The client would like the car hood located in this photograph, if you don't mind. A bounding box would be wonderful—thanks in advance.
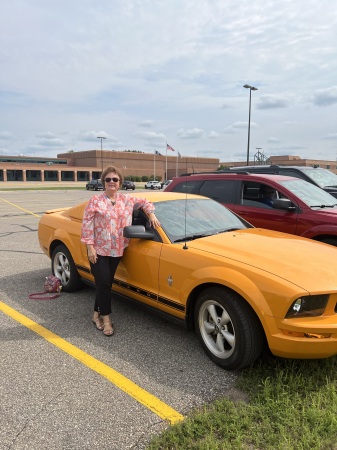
[187,228,337,292]
[309,206,337,217]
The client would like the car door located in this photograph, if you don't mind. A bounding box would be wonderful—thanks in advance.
[115,236,161,308]
[156,244,191,320]
[232,181,299,235]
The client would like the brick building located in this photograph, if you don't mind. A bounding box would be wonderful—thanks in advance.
[0,150,219,183]
[1,150,337,183]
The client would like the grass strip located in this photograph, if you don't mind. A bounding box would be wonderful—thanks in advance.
[147,354,337,450]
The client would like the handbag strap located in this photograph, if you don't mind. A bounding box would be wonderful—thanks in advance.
[28,291,61,300]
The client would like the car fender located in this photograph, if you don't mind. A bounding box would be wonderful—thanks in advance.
[183,265,274,322]
[49,228,84,262]
[300,223,337,240]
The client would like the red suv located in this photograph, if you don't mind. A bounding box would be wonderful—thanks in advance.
[165,172,337,246]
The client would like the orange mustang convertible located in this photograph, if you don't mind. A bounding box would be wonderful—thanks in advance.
[38,192,337,370]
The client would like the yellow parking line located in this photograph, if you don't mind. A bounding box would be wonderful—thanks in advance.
[0,197,41,217]
[0,301,184,425]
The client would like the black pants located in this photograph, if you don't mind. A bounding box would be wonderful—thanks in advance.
[90,255,122,316]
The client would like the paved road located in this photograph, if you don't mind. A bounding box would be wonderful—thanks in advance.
[0,188,237,450]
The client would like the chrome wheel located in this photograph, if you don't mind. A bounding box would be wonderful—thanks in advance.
[53,250,71,286]
[198,299,235,359]
[51,244,82,292]
[195,287,264,370]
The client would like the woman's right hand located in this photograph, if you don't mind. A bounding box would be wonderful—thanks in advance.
[87,245,98,264]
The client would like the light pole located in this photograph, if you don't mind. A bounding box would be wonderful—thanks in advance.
[243,84,258,166]
[97,136,106,174]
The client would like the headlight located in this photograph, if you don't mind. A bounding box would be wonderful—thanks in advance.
[286,295,329,318]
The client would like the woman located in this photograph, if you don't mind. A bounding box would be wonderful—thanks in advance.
[81,166,161,336]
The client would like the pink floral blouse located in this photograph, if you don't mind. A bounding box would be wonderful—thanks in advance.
[81,192,155,257]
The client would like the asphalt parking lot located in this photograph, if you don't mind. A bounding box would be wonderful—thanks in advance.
[0,186,237,450]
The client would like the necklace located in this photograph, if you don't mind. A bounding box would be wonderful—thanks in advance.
[107,194,116,206]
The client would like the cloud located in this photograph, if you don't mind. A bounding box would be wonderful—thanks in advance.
[135,130,166,140]
[36,131,58,139]
[177,128,205,139]
[134,130,167,148]
[0,131,13,140]
[267,137,282,143]
[256,95,290,109]
[1,0,337,162]
[73,130,121,147]
[36,138,65,147]
[79,131,109,142]
[324,133,337,140]
[313,86,337,106]
[138,120,154,128]
[224,121,258,134]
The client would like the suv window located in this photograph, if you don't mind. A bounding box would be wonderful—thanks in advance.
[169,179,202,194]
[199,179,237,203]
[241,181,284,208]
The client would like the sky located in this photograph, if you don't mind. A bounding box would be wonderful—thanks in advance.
[1,0,337,163]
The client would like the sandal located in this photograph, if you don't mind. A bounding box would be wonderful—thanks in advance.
[102,319,114,336]
[92,314,104,331]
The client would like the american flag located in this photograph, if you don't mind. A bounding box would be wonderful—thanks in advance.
[166,144,175,152]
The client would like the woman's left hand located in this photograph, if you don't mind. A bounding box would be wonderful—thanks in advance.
[149,213,161,229]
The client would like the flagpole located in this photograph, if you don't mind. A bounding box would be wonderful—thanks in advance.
[176,152,178,177]
[154,149,156,181]
[165,143,167,181]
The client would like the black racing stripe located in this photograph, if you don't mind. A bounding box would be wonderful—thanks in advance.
[158,296,185,312]
[76,264,91,274]
[113,279,185,312]
[114,279,157,301]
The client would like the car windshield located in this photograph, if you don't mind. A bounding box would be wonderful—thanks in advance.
[303,168,337,188]
[279,178,337,207]
[154,198,248,242]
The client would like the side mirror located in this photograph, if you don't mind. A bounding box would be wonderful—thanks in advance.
[273,198,296,211]
[123,225,154,240]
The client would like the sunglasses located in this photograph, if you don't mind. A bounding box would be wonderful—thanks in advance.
[105,177,119,183]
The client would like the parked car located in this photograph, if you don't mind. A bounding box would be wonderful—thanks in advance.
[38,191,337,370]
[162,179,172,190]
[145,180,161,189]
[86,179,103,191]
[230,165,337,198]
[122,180,136,190]
[165,172,337,246]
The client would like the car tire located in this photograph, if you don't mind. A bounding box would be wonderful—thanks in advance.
[86,186,89,190]
[194,286,264,370]
[51,244,83,292]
